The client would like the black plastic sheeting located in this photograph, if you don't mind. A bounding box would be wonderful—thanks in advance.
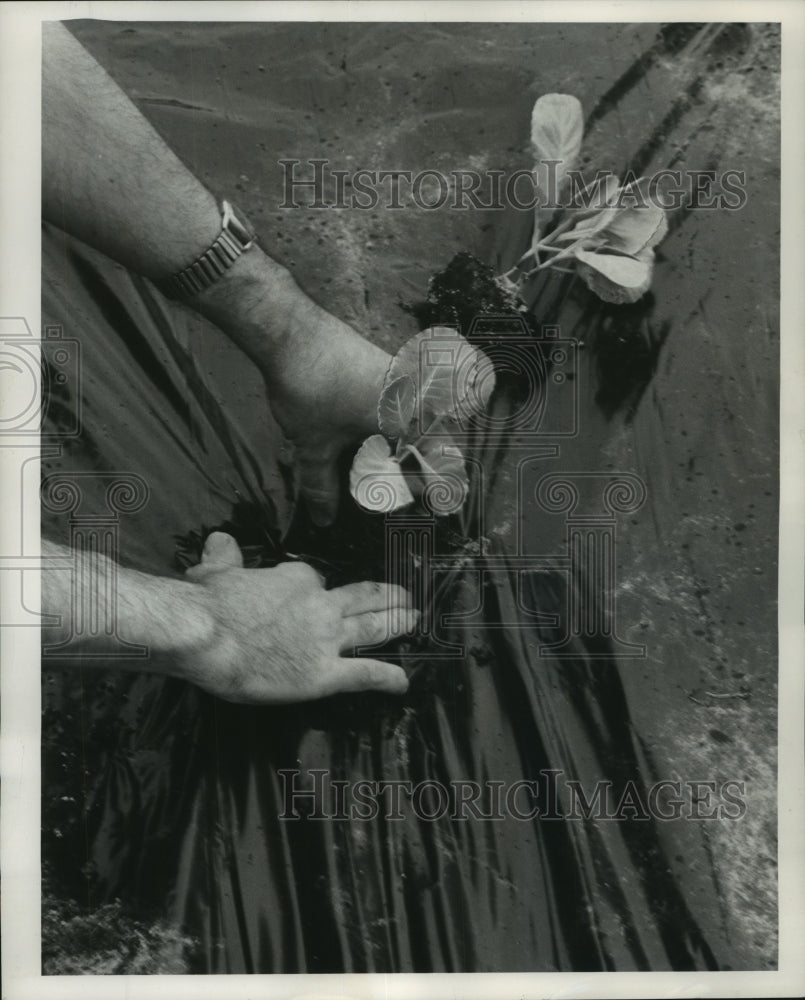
[41,223,716,974]
[41,20,779,974]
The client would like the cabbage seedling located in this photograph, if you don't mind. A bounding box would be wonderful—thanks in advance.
[350,327,496,515]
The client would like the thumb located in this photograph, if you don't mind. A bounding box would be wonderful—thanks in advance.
[186,531,244,580]
[201,531,244,568]
[298,454,340,527]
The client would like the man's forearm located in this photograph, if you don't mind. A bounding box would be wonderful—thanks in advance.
[41,539,210,673]
[43,22,392,526]
[41,22,308,370]
[42,23,223,278]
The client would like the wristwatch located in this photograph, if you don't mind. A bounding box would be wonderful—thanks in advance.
[163,200,258,299]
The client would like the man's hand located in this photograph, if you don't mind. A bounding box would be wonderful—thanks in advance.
[266,313,391,528]
[193,256,392,527]
[42,535,417,703]
[180,533,415,703]
[180,532,417,704]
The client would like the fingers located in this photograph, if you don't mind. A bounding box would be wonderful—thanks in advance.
[322,658,409,697]
[332,580,412,616]
[334,581,418,651]
[339,607,420,653]
[185,531,243,580]
[297,453,340,528]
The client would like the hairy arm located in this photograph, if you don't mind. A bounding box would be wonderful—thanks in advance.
[41,26,414,701]
[42,535,414,702]
[42,22,391,523]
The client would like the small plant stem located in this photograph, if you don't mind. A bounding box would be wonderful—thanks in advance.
[527,237,591,275]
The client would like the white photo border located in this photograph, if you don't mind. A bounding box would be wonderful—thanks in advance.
[1,2,802,998]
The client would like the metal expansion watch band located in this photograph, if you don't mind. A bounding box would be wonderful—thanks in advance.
[163,200,257,298]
